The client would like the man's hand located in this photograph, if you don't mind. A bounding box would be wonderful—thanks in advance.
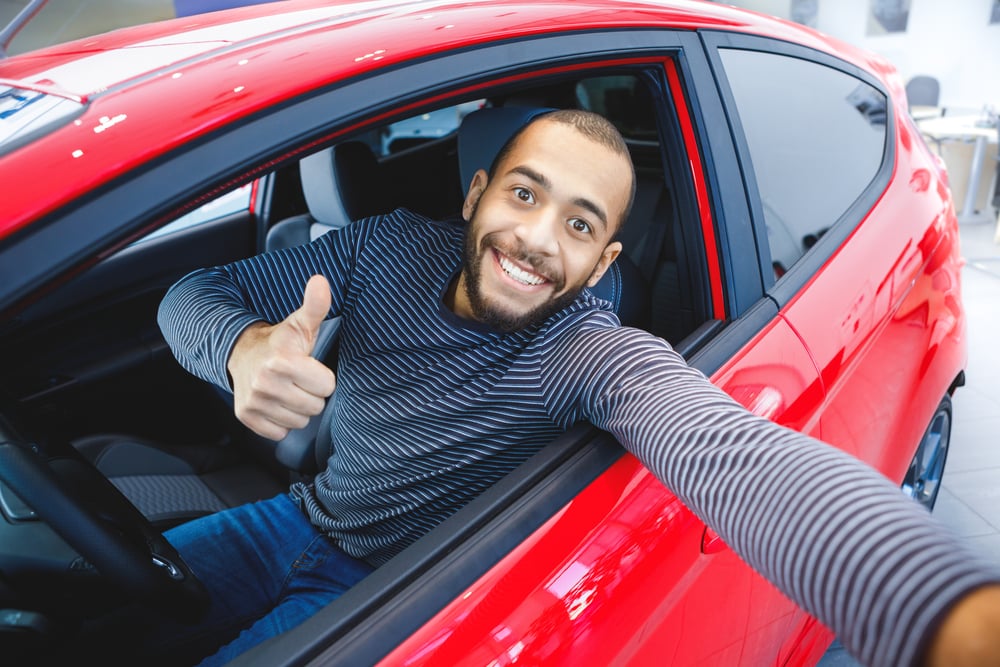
[925,584,1000,666]
[227,274,337,440]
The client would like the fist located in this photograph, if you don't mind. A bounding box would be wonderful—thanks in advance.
[227,275,337,440]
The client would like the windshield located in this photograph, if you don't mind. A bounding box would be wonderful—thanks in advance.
[0,83,85,156]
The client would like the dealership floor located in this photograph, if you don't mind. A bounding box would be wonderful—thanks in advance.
[820,216,1000,666]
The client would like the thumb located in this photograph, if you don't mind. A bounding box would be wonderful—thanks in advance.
[286,274,331,349]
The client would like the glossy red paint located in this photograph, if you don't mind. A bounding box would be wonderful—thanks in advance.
[780,89,964,481]
[0,0,880,240]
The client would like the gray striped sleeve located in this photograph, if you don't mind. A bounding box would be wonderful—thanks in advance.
[543,323,1000,667]
[156,218,371,390]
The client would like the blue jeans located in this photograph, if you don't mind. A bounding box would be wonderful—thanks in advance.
[154,493,373,666]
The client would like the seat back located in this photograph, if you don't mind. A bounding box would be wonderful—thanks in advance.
[264,142,385,472]
[456,106,648,326]
[266,140,383,251]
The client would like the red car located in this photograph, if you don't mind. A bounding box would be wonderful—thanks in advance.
[0,1,962,665]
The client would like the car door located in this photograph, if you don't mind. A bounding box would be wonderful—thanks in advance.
[0,20,831,667]
[0,185,263,448]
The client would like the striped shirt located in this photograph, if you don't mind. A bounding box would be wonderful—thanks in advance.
[159,208,999,666]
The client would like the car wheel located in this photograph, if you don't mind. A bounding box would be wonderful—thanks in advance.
[901,394,952,511]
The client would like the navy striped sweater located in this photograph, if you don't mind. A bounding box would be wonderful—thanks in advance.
[159,209,999,666]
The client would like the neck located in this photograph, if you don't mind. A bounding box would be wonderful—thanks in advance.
[445,271,475,320]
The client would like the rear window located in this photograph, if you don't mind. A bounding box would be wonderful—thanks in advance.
[717,49,887,276]
[0,84,85,156]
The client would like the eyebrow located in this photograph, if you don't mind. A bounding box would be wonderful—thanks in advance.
[507,165,609,232]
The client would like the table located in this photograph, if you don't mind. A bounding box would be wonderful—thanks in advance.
[917,114,998,223]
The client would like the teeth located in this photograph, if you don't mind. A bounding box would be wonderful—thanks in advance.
[499,255,545,285]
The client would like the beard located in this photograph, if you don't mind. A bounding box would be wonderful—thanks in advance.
[460,207,592,333]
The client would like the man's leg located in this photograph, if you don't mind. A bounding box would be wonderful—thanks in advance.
[138,493,372,665]
[193,522,373,667]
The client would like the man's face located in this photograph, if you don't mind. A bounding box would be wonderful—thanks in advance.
[455,119,630,332]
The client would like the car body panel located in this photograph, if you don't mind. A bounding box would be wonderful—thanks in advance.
[780,89,965,481]
[0,0,884,239]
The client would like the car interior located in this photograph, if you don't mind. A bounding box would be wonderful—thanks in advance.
[0,67,722,661]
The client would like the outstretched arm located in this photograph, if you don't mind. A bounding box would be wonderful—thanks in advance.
[543,323,1000,667]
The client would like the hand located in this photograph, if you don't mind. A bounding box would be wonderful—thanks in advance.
[924,584,1000,666]
[227,274,337,440]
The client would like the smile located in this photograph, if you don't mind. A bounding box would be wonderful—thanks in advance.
[494,250,549,287]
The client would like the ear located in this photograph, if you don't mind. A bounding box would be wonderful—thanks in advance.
[462,169,488,221]
[586,241,623,287]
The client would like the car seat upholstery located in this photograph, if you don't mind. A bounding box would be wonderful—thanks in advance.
[77,106,652,529]
[266,140,384,251]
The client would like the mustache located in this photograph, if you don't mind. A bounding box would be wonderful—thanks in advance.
[480,232,564,287]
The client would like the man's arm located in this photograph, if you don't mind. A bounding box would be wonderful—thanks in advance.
[158,223,368,436]
[542,323,1000,667]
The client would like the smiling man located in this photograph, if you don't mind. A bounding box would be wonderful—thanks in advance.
[155,108,1000,667]
[451,114,628,332]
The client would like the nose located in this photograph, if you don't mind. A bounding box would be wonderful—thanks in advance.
[512,208,559,257]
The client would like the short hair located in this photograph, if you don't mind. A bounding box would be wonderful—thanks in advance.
[489,109,637,232]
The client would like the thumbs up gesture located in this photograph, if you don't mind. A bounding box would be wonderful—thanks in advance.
[227,274,337,440]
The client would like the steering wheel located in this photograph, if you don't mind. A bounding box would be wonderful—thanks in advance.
[0,434,209,620]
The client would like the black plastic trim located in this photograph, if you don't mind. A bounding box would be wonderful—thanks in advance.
[673,32,763,318]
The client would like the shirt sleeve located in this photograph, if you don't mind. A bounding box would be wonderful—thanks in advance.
[541,322,1000,667]
[156,219,372,391]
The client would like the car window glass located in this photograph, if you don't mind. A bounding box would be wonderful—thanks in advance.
[375,100,485,155]
[717,49,887,277]
[575,75,658,142]
[134,183,253,245]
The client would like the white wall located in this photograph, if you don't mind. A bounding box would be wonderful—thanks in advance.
[726,0,1000,112]
[816,0,1000,112]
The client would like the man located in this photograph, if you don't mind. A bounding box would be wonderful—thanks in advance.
[158,108,1000,666]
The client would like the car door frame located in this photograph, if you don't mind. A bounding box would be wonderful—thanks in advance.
[1,26,781,667]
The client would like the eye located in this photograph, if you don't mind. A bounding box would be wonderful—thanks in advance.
[513,186,534,204]
[568,218,592,235]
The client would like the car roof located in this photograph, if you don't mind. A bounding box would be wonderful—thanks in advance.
[0,0,887,240]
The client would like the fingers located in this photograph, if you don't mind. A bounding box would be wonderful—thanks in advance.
[284,274,332,354]
[234,353,336,440]
[239,395,324,441]
[228,274,337,439]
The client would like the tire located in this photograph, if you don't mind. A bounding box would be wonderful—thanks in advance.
[901,394,952,511]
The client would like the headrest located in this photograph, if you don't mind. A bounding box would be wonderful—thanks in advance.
[300,140,380,229]
[458,106,555,196]
[587,255,648,329]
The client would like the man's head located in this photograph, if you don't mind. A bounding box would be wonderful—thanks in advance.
[453,109,636,333]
